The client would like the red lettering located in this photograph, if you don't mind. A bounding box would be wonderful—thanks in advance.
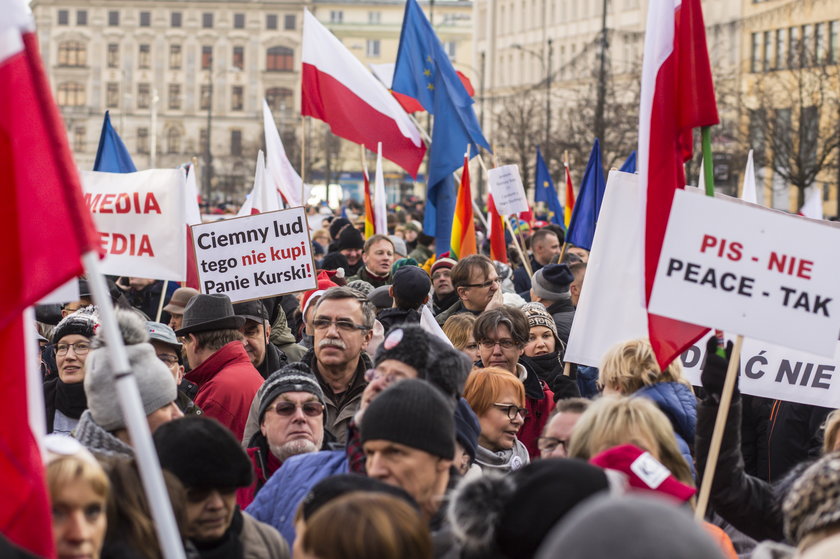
[144,193,162,214]
[768,251,786,273]
[99,193,116,213]
[137,234,154,256]
[700,234,716,254]
[115,193,131,213]
[728,242,743,262]
[111,233,127,254]
[798,259,813,280]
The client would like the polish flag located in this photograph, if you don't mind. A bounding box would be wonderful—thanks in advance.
[639,0,719,369]
[263,100,304,207]
[238,150,283,216]
[302,9,426,177]
[487,194,508,264]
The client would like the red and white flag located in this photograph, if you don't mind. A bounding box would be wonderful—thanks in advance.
[263,99,304,207]
[0,1,100,554]
[639,0,719,369]
[301,9,426,177]
[238,150,283,216]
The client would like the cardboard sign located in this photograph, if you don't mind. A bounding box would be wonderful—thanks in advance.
[680,333,840,409]
[82,169,187,281]
[191,207,317,302]
[488,165,528,215]
[649,189,840,357]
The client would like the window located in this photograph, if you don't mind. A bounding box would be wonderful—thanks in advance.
[234,13,245,29]
[267,14,278,30]
[368,11,381,24]
[140,11,151,27]
[802,24,813,66]
[366,40,380,58]
[445,41,457,59]
[57,82,85,106]
[265,87,292,111]
[167,128,181,153]
[76,10,87,25]
[108,10,119,26]
[775,29,786,70]
[171,12,182,27]
[230,130,242,156]
[106,83,119,108]
[231,86,244,110]
[830,21,839,64]
[330,11,343,24]
[815,22,826,64]
[284,14,296,30]
[107,43,119,68]
[169,45,182,69]
[232,46,244,70]
[138,44,150,69]
[789,26,800,68]
[58,41,86,67]
[202,12,213,28]
[137,83,150,108]
[137,128,149,154]
[750,32,760,72]
[200,85,211,110]
[201,46,213,70]
[73,127,85,153]
[168,84,181,110]
[763,31,772,71]
[266,46,293,71]
[57,10,69,25]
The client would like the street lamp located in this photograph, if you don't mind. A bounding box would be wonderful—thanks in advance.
[512,41,552,161]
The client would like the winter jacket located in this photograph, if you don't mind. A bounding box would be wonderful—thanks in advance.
[767,400,831,481]
[73,410,134,459]
[255,341,287,380]
[347,267,391,288]
[545,298,576,346]
[695,397,784,542]
[246,450,349,546]
[123,280,178,323]
[185,341,264,441]
[512,256,542,294]
[432,291,459,316]
[240,511,289,559]
[522,352,581,402]
[236,434,284,509]
[377,307,421,334]
[634,382,697,477]
[269,306,306,363]
[435,300,481,326]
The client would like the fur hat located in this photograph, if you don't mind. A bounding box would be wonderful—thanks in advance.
[84,310,177,431]
[531,263,574,300]
[154,415,253,489]
[784,452,840,545]
[257,362,325,424]
[52,306,100,344]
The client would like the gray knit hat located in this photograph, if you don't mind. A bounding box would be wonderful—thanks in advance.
[521,302,560,343]
[531,263,574,300]
[257,362,326,423]
[84,310,177,431]
[783,452,840,545]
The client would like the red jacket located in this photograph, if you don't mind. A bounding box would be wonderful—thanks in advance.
[237,445,283,509]
[185,341,264,441]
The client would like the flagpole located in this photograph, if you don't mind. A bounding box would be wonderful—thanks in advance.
[155,280,168,322]
[82,252,186,559]
[701,126,714,196]
[300,116,307,206]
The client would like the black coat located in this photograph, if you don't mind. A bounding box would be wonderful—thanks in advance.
[256,341,288,380]
[546,299,575,346]
[520,353,580,402]
[767,400,831,481]
[377,307,421,334]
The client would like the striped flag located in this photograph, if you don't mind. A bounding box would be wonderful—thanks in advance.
[488,194,508,263]
[362,158,375,238]
[563,161,575,229]
[450,155,476,260]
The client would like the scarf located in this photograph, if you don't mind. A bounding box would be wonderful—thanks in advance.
[475,438,530,474]
[192,507,244,559]
[55,379,87,419]
[73,410,134,459]
[528,351,563,382]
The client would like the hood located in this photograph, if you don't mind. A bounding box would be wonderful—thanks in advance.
[634,382,697,443]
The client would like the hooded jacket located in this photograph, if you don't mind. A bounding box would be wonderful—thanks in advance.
[634,382,697,478]
[377,307,422,334]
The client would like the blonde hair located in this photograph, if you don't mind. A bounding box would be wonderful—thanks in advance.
[442,313,477,351]
[599,338,690,395]
[823,410,840,454]
[47,455,110,502]
[567,396,694,486]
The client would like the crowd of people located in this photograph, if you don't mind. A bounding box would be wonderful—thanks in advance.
[22,204,840,559]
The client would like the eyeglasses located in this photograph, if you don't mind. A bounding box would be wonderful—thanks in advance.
[493,403,529,420]
[479,339,518,350]
[312,318,370,332]
[364,368,409,384]
[537,436,567,454]
[54,342,91,356]
[462,277,501,289]
[157,354,179,366]
[270,401,325,417]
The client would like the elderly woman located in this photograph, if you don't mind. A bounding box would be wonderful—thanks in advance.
[463,367,530,474]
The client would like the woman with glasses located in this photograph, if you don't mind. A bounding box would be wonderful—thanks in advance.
[43,307,100,435]
[463,367,530,474]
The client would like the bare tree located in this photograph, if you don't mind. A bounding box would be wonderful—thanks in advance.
[492,92,544,187]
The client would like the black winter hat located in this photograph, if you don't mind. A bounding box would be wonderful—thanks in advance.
[52,307,100,343]
[426,334,472,398]
[300,474,418,521]
[320,252,349,273]
[257,362,325,423]
[336,226,364,251]
[233,300,269,324]
[531,263,575,299]
[391,266,431,310]
[375,325,431,376]
[454,398,480,463]
[328,217,351,241]
[361,379,455,460]
[153,416,253,489]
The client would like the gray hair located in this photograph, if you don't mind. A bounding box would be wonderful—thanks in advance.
[314,286,376,329]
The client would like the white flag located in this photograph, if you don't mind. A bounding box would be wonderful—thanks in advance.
[741,149,757,204]
[800,185,824,220]
[238,150,282,216]
[263,99,303,207]
[374,143,388,235]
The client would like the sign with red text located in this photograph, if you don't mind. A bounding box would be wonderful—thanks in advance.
[191,207,316,302]
[488,165,529,215]
[649,189,840,357]
[81,169,187,281]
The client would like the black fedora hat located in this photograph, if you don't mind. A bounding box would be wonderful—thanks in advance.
[175,294,245,336]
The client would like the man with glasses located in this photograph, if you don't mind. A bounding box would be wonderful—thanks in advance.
[146,321,202,415]
[238,363,326,508]
[436,254,501,325]
[538,398,590,459]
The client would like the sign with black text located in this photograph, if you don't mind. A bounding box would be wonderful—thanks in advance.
[488,165,528,215]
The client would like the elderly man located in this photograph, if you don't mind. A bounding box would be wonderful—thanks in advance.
[538,398,590,459]
[146,321,201,415]
[347,234,395,288]
[238,363,326,508]
[163,286,199,331]
[513,228,563,293]
[154,416,289,559]
[430,258,458,316]
[176,293,264,440]
[435,254,501,325]
[233,300,287,379]
[529,263,577,346]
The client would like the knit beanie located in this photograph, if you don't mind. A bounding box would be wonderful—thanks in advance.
[84,310,177,431]
[430,258,457,277]
[257,362,325,423]
[361,379,455,460]
[346,280,375,298]
[531,263,574,300]
[328,217,351,240]
[783,452,840,545]
[375,326,431,376]
[454,398,480,462]
[391,266,431,310]
[337,226,364,251]
[320,252,350,274]
[153,415,253,489]
[521,302,560,342]
[388,235,408,257]
[425,333,472,398]
[52,306,100,343]
[391,257,420,276]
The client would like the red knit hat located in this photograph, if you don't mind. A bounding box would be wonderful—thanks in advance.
[589,444,696,503]
[300,271,339,321]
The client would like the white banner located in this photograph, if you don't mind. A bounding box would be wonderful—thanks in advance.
[650,189,840,357]
[191,207,317,302]
[488,165,528,215]
[82,169,187,281]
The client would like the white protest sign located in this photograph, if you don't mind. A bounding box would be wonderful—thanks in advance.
[680,333,840,409]
[191,207,317,302]
[82,169,187,281]
[39,278,80,305]
[488,165,529,215]
[649,189,840,357]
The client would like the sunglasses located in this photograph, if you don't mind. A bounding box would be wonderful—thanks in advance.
[269,401,325,417]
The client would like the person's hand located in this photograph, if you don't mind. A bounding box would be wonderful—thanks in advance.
[484,285,505,311]
[701,336,738,403]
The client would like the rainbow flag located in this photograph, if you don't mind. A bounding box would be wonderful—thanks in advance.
[564,161,575,229]
[363,166,375,238]
[450,155,477,260]
[488,194,508,263]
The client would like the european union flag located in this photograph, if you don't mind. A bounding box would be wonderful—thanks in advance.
[620,151,637,173]
[566,139,606,251]
[533,147,564,228]
[93,111,137,172]
[393,0,490,255]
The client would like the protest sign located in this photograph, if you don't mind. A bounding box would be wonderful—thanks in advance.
[649,189,840,357]
[488,165,528,215]
[38,278,80,305]
[191,207,316,302]
[82,169,187,281]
